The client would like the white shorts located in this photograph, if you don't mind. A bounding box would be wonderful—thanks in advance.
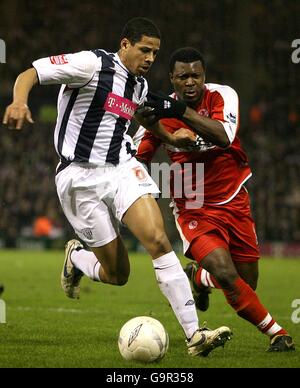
[55,157,159,247]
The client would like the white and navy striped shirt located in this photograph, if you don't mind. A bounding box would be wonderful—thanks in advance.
[32,49,148,169]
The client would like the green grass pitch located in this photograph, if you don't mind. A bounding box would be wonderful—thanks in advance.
[0,250,299,368]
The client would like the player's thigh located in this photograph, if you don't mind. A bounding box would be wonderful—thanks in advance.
[122,195,172,257]
[227,189,260,267]
[199,246,238,277]
[234,261,259,290]
[56,169,122,250]
[188,229,238,285]
[112,158,168,257]
[113,157,160,223]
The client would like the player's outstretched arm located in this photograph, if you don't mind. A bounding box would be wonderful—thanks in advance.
[135,108,195,148]
[2,68,38,130]
[181,108,230,148]
[144,91,231,148]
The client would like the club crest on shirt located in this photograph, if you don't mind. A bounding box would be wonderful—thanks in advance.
[197,108,209,117]
[80,228,93,241]
[49,55,69,65]
[188,220,198,230]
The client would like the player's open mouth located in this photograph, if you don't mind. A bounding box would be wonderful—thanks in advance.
[184,90,197,97]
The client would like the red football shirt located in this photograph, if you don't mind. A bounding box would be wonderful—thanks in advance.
[137,83,252,208]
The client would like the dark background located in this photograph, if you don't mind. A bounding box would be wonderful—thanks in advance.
[0,0,299,248]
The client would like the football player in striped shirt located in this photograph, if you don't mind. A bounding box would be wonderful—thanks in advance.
[2,19,232,356]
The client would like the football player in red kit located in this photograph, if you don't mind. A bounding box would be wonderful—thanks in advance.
[136,47,295,352]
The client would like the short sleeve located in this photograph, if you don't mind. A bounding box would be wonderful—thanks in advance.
[210,86,239,144]
[32,50,98,88]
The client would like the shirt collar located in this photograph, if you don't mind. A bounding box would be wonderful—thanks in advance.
[113,52,143,82]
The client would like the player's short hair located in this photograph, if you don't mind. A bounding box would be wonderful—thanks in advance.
[121,17,161,45]
[169,47,206,73]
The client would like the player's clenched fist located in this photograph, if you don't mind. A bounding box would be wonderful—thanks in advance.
[2,102,34,130]
[172,127,196,148]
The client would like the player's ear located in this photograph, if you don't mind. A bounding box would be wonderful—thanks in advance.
[169,72,174,84]
[120,38,131,51]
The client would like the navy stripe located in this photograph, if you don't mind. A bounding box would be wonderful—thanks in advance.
[74,52,115,162]
[92,49,114,59]
[92,49,103,58]
[57,87,79,159]
[105,74,136,165]
[56,160,71,175]
[137,77,145,100]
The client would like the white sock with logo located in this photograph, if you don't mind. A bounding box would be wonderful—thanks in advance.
[71,249,101,281]
[153,251,199,339]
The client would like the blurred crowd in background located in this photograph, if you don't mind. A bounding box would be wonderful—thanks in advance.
[0,0,299,248]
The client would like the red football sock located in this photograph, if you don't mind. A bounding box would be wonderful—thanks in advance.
[223,277,288,337]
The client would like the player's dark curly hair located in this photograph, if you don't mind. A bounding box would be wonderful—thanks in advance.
[169,47,206,73]
[121,17,161,44]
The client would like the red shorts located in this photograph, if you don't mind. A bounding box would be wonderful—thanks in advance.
[174,187,260,263]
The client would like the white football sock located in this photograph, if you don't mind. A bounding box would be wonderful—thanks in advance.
[71,249,101,282]
[153,251,199,339]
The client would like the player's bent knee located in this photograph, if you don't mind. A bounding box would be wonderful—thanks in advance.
[247,278,258,290]
[237,268,258,290]
[214,268,238,288]
[146,231,171,257]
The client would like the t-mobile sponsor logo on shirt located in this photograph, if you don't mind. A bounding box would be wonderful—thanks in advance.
[104,92,137,120]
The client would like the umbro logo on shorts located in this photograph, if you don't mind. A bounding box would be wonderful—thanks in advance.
[81,228,93,240]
